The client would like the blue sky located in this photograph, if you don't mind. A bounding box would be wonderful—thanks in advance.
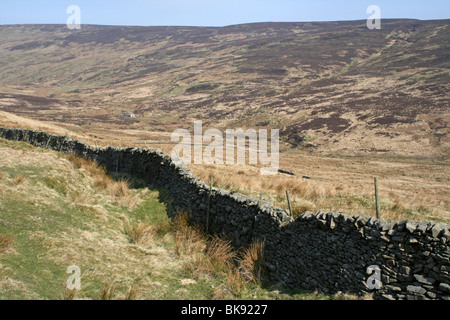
[0,0,449,26]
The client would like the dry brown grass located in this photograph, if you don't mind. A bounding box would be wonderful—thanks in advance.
[173,212,269,296]
[108,179,140,208]
[189,151,450,224]
[93,174,113,190]
[173,213,235,281]
[66,153,141,208]
[222,241,267,295]
[237,240,266,285]
[109,179,129,198]
[12,174,26,186]
[205,236,235,273]
[173,213,206,257]
[71,191,94,209]
[66,153,107,178]
[99,282,117,300]
[61,286,78,300]
[0,235,13,254]
[127,223,156,245]
[124,281,142,300]
[225,268,244,296]
[185,235,236,278]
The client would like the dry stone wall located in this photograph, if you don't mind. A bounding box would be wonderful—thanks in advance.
[1,127,449,300]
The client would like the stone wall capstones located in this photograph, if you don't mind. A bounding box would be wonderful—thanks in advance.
[0,126,448,300]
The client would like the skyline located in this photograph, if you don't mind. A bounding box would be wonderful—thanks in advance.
[0,1,449,27]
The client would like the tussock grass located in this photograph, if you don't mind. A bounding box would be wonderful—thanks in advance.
[166,212,365,299]
[109,179,129,198]
[225,268,244,296]
[93,174,113,190]
[173,213,206,257]
[61,286,78,300]
[108,179,140,208]
[0,235,13,254]
[99,282,117,300]
[12,173,26,186]
[131,224,155,245]
[65,153,106,177]
[205,236,235,274]
[71,191,94,209]
[173,213,270,297]
[124,281,142,300]
[237,240,266,285]
[123,219,156,245]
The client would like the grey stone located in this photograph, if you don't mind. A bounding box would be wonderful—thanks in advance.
[416,222,429,234]
[431,223,446,237]
[356,216,370,227]
[441,266,450,273]
[414,274,436,285]
[265,263,276,271]
[405,221,417,234]
[407,294,428,300]
[438,282,450,293]
[399,266,411,275]
[443,228,450,238]
[426,291,437,299]
[406,285,426,295]
[382,222,396,232]
[385,285,402,292]
[407,237,419,244]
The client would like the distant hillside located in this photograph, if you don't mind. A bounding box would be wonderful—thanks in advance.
[0,20,449,156]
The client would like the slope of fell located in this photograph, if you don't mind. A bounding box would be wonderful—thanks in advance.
[0,20,448,156]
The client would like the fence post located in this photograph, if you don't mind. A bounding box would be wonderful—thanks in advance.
[286,190,293,217]
[59,136,66,152]
[45,136,51,149]
[374,177,380,219]
[257,192,263,208]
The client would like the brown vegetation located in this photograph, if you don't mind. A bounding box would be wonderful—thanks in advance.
[173,212,269,294]
[12,174,26,186]
[0,235,13,254]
